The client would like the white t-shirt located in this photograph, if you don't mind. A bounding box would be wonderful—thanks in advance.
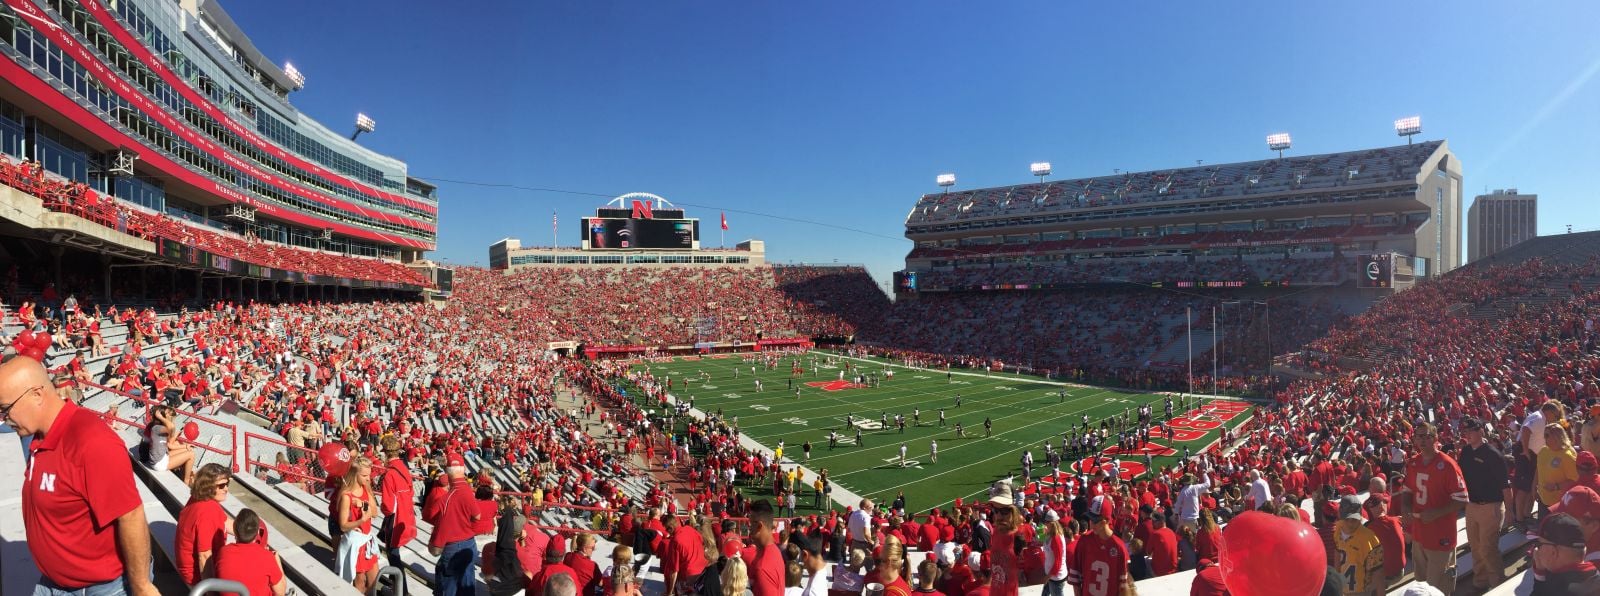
[1177,479,1210,521]
[1522,410,1547,455]
[847,509,873,543]
[1248,477,1272,508]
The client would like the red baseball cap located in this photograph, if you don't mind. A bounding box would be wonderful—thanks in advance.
[720,536,744,559]
[1577,451,1598,472]
[446,452,466,468]
[1552,486,1600,521]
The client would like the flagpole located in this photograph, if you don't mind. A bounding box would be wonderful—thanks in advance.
[1186,307,1193,396]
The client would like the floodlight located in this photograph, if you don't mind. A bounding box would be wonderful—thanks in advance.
[283,62,305,88]
[1266,132,1292,159]
[1030,162,1052,177]
[351,113,376,141]
[1395,116,1421,144]
[936,173,956,187]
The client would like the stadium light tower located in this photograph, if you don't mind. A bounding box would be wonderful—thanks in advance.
[351,113,376,141]
[936,173,956,194]
[1030,162,1052,184]
[1266,133,1292,160]
[282,62,305,90]
[1394,116,1422,145]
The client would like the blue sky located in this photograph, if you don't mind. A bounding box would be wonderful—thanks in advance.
[227,0,1600,289]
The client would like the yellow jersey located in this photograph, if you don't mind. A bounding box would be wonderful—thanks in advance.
[1334,525,1384,594]
[1536,446,1578,507]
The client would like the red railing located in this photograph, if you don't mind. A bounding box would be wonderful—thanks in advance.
[241,431,330,494]
[80,380,239,472]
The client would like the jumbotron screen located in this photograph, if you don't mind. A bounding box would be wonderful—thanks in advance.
[583,217,699,249]
[1358,253,1393,288]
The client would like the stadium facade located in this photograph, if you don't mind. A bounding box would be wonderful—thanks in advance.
[0,0,436,267]
[899,141,1463,291]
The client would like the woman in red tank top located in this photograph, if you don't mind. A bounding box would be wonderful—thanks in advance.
[337,457,381,591]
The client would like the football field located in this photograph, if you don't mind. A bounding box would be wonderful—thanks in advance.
[626,350,1256,514]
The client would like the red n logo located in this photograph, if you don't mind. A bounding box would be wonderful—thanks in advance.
[805,381,863,392]
[631,200,654,219]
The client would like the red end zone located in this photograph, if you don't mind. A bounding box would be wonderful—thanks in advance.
[1018,399,1253,487]
[805,380,867,391]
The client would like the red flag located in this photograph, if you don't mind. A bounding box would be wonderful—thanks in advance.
[720,212,728,231]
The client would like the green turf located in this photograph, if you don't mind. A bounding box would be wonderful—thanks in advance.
[625,350,1254,514]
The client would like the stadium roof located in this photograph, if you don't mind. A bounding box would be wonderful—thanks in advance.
[908,140,1444,225]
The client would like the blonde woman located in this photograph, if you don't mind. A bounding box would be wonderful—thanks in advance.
[721,556,749,596]
[1536,424,1579,509]
[335,458,381,591]
[873,534,911,596]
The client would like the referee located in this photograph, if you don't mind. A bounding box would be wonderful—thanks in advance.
[3,357,158,595]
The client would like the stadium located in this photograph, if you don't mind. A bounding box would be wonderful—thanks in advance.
[0,2,1595,596]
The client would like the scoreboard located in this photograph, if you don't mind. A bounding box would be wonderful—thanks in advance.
[583,217,699,250]
[1358,253,1394,288]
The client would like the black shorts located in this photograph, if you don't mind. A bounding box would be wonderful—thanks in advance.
[1512,452,1535,491]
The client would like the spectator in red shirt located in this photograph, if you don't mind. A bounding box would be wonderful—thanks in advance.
[1404,422,1468,594]
[1145,515,1180,577]
[1188,558,1229,596]
[175,463,234,585]
[528,541,576,596]
[664,512,709,594]
[565,533,602,596]
[1362,494,1405,590]
[5,357,159,596]
[376,436,416,568]
[747,500,786,596]
[215,509,287,596]
[428,452,482,596]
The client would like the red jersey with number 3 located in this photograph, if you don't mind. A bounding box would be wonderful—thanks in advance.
[1068,532,1129,596]
[1403,452,1467,550]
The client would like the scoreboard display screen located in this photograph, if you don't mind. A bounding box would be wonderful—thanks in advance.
[584,218,698,249]
[1358,253,1393,288]
[893,271,918,292]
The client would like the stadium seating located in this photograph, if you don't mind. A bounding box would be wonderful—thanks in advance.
[912,255,1351,287]
[0,155,428,287]
[907,142,1442,225]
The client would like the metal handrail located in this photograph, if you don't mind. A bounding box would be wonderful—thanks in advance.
[190,578,250,596]
[373,566,405,596]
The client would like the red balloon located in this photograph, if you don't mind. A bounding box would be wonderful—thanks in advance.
[318,442,352,477]
[14,330,34,350]
[30,332,52,351]
[182,421,200,442]
[20,348,45,362]
[1219,511,1326,596]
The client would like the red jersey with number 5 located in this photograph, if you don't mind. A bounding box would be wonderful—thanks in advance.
[1403,452,1467,550]
[1068,532,1129,596]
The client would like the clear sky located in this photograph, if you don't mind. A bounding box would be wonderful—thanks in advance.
[226,0,1600,290]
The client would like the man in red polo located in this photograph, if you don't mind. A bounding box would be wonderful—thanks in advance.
[3,357,158,595]
[428,452,482,596]
[663,512,708,594]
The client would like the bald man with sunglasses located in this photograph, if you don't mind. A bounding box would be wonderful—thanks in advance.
[2,356,158,596]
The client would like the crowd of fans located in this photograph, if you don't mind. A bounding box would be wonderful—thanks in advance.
[11,226,1600,595]
[0,155,428,287]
